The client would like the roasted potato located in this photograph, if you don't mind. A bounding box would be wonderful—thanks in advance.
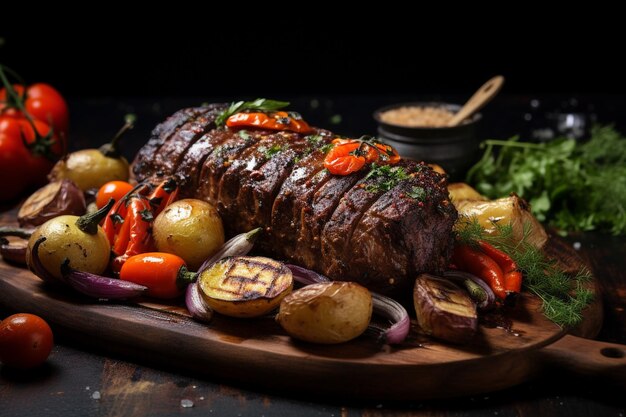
[455,194,548,249]
[413,274,477,344]
[198,256,292,318]
[447,182,487,204]
[276,281,372,344]
[49,150,129,191]
[26,215,111,280]
[153,199,225,270]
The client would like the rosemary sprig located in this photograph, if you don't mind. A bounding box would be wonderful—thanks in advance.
[457,216,593,327]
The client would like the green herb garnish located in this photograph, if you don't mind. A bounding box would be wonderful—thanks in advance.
[259,144,286,159]
[458,217,593,327]
[407,186,427,201]
[365,164,409,192]
[238,130,252,141]
[216,98,290,126]
[319,143,334,154]
[467,126,626,235]
[305,134,323,147]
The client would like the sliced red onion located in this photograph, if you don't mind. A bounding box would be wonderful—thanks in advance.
[185,282,213,323]
[62,265,148,300]
[444,270,496,311]
[286,264,330,285]
[287,264,409,345]
[197,227,262,274]
[370,293,411,345]
[29,237,66,285]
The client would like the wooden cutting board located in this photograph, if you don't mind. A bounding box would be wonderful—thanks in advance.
[0,210,623,400]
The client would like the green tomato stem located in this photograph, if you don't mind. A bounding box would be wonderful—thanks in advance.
[76,199,115,235]
[99,114,136,158]
[177,265,198,289]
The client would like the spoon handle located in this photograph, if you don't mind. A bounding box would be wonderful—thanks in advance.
[447,75,505,127]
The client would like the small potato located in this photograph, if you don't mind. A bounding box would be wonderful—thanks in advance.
[153,199,225,270]
[447,182,487,204]
[49,150,129,191]
[276,281,372,344]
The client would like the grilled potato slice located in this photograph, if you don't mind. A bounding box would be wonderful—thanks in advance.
[447,182,487,204]
[198,256,293,318]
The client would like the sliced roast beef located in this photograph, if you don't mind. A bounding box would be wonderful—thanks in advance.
[133,105,457,294]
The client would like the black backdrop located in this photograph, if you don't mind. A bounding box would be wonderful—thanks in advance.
[1,20,624,98]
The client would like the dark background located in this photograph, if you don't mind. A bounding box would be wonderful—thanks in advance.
[1,18,624,99]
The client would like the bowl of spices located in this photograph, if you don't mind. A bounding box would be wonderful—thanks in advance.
[373,102,482,178]
[374,76,503,179]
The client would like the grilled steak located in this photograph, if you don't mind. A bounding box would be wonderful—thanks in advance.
[132,105,457,294]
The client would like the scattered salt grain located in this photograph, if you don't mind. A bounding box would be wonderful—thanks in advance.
[180,399,194,408]
[92,391,101,400]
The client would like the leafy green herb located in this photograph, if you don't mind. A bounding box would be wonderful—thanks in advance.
[319,143,334,154]
[407,186,426,201]
[365,164,409,192]
[466,126,626,235]
[458,217,593,327]
[259,144,286,159]
[238,130,252,141]
[216,98,290,126]
[305,134,323,147]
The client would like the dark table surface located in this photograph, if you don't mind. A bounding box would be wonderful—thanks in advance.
[1,95,625,417]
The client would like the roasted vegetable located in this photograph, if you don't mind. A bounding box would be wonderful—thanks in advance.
[49,115,133,190]
[413,274,477,344]
[455,194,548,249]
[17,180,86,227]
[25,200,113,281]
[198,256,292,318]
[447,182,486,204]
[120,252,196,299]
[276,281,372,344]
[0,238,27,265]
[153,199,225,270]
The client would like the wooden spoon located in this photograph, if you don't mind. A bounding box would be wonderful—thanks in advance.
[447,75,505,127]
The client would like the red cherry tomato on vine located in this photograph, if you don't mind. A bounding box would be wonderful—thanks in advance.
[0,313,54,369]
[120,252,196,299]
[0,83,69,138]
[0,115,62,201]
[96,181,134,208]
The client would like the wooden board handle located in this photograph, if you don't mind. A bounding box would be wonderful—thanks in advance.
[541,334,626,386]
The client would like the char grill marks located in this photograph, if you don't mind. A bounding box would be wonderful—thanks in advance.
[133,106,457,294]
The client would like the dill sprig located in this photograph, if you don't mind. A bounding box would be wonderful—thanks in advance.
[457,216,593,327]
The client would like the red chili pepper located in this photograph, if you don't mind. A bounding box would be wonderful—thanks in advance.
[226,111,313,134]
[478,241,522,296]
[111,198,155,273]
[452,243,507,300]
[147,178,179,216]
[120,252,196,299]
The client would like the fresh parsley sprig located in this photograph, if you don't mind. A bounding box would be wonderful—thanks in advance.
[466,126,626,235]
[216,98,290,126]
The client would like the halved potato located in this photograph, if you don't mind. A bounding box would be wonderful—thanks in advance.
[447,182,486,204]
[198,256,292,318]
[455,194,548,249]
[276,281,372,344]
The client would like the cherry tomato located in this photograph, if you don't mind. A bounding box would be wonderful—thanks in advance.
[0,313,54,369]
[96,180,134,208]
[226,111,313,134]
[324,141,367,175]
[120,252,195,299]
[0,115,62,201]
[0,83,69,138]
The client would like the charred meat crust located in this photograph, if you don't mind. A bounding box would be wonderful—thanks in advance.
[132,107,457,295]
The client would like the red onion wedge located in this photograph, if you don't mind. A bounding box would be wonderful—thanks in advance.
[444,270,496,311]
[287,264,410,345]
[185,282,213,323]
[197,227,262,274]
[60,260,148,299]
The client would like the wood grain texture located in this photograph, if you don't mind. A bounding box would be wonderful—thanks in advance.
[0,207,605,400]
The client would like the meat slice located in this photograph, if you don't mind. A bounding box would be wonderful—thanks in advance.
[132,107,207,178]
[150,104,224,177]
